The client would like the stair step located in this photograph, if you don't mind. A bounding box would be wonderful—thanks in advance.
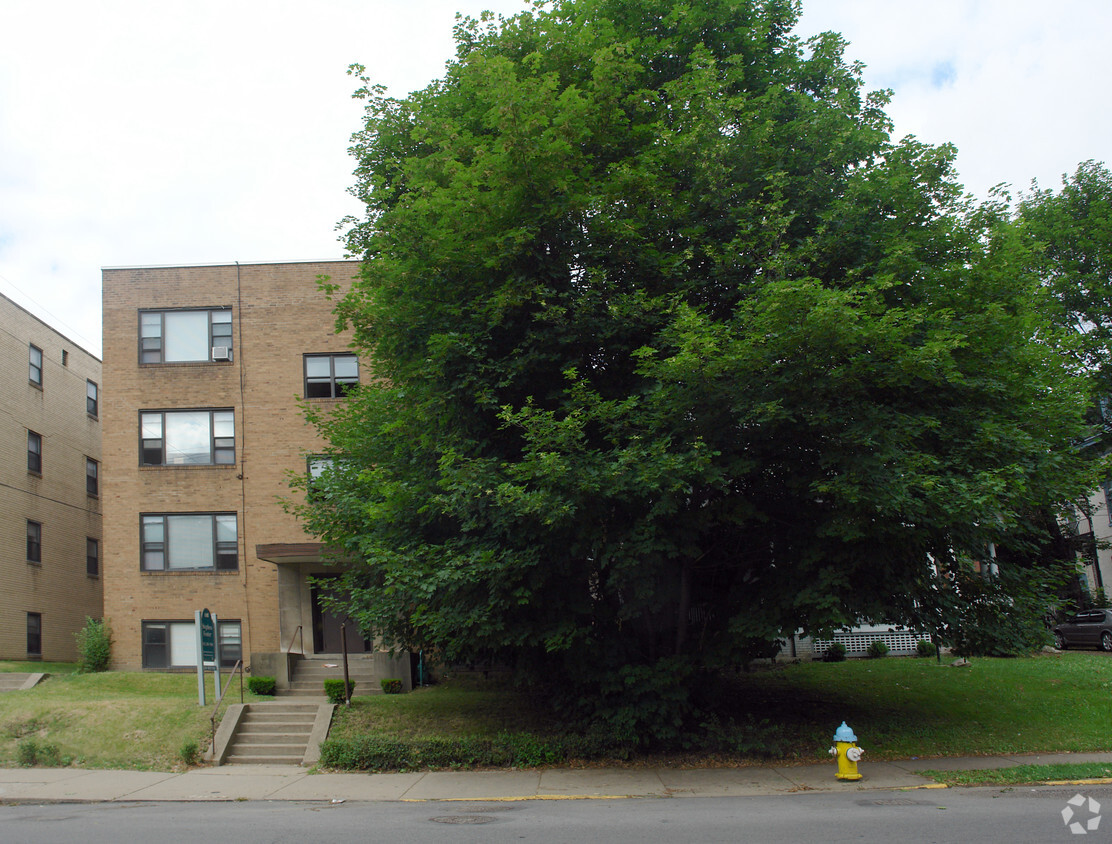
[232,738,306,747]
[235,731,312,741]
[228,742,308,755]
[225,755,303,765]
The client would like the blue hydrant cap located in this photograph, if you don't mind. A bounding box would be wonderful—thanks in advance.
[834,721,857,742]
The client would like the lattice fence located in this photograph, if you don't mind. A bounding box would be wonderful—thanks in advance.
[807,628,925,658]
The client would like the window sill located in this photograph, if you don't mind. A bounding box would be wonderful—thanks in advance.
[141,569,239,576]
[139,464,237,470]
[139,360,234,368]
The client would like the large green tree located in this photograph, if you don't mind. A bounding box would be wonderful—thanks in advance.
[1018,161,1112,398]
[301,0,1091,737]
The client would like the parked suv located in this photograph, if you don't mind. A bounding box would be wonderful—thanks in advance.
[1053,609,1112,651]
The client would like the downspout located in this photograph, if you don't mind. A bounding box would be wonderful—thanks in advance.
[235,261,253,661]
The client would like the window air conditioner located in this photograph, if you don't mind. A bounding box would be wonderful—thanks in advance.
[212,346,232,362]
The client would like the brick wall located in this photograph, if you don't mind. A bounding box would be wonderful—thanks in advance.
[0,294,102,661]
[101,261,361,669]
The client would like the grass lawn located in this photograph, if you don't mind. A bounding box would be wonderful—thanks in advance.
[326,652,1112,768]
[918,762,1112,787]
[0,661,79,675]
[3,652,1110,772]
[0,668,265,770]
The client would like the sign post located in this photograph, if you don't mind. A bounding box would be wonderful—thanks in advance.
[195,609,220,706]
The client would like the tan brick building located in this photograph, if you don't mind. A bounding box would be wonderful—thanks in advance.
[101,261,394,674]
[0,293,102,661]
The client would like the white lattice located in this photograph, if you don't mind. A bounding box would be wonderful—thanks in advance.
[809,629,924,657]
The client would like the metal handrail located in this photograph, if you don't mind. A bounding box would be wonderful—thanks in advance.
[285,625,303,655]
[209,659,244,761]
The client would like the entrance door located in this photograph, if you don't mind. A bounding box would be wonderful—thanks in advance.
[310,577,371,654]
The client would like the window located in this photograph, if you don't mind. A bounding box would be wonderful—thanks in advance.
[27,521,41,563]
[86,457,99,496]
[27,430,42,474]
[62,349,69,367]
[141,513,238,571]
[140,308,232,363]
[87,380,98,417]
[141,619,242,669]
[304,353,359,398]
[29,344,42,386]
[87,537,99,576]
[140,409,234,465]
[308,456,334,479]
[27,613,41,657]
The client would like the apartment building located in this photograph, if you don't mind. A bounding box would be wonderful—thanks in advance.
[0,292,102,661]
[101,260,391,673]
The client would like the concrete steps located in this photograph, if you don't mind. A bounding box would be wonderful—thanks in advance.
[223,702,324,766]
[277,657,381,699]
[0,673,46,692]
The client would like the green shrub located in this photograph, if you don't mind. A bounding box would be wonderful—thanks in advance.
[324,679,356,704]
[74,617,112,673]
[17,738,61,767]
[179,739,200,766]
[380,678,404,694]
[823,642,847,662]
[318,728,639,772]
[866,640,889,659]
[247,676,277,696]
[916,639,937,658]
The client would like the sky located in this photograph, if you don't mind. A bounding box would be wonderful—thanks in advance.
[1,0,1108,358]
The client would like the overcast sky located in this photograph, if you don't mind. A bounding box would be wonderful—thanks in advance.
[1,0,1107,358]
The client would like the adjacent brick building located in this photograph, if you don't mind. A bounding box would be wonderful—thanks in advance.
[0,292,102,661]
[101,260,390,673]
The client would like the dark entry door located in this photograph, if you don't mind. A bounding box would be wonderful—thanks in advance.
[310,577,371,654]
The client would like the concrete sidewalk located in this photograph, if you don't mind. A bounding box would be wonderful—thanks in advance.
[3,752,1112,804]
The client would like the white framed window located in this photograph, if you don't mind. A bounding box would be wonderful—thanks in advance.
[27,430,42,474]
[140,409,234,466]
[141,513,238,571]
[141,619,241,669]
[86,457,99,496]
[140,308,233,363]
[29,344,43,385]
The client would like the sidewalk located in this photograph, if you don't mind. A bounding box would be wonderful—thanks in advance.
[3,752,1112,804]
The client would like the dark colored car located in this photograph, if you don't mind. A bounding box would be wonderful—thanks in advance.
[1054,609,1112,651]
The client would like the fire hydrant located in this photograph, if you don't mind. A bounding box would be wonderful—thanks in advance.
[828,721,864,781]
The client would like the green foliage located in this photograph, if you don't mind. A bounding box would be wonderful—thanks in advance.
[945,566,1061,657]
[17,738,61,767]
[380,678,404,694]
[179,739,199,766]
[919,762,1112,787]
[300,0,1094,739]
[74,617,111,673]
[247,676,277,696]
[321,727,644,771]
[916,640,937,658]
[1018,161,1112,400]
[324,679,356,704]
[823,643,847,663]
[866,640,890,659]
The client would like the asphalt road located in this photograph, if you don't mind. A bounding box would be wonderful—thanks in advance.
[1,784,1108,844]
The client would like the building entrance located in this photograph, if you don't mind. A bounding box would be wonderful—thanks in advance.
[310,576,371,654]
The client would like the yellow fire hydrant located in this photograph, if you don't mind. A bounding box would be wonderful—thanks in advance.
[828,721,864,781]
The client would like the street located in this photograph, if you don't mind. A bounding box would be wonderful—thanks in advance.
[1,785,1107,844]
